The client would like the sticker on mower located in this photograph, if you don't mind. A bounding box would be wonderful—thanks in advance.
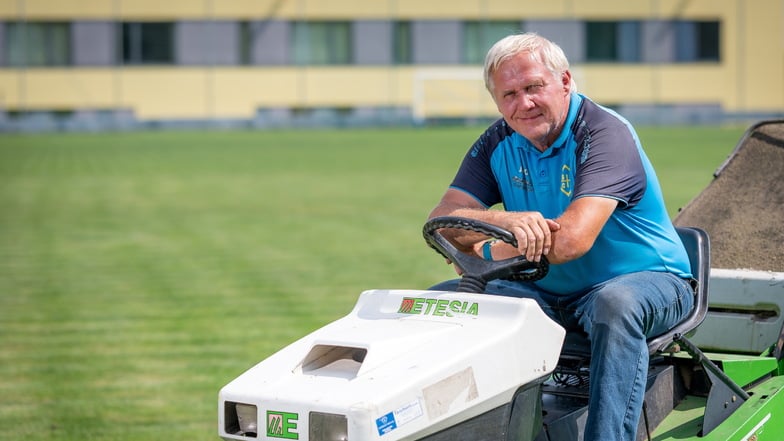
[376,399,424,436]
[267,410,299,439]
[398,297,479,317]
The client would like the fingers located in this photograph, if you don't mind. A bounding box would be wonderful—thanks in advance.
[509,213,555,262]
[512,224,544,262]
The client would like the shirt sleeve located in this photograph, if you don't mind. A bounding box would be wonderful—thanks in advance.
[572,104,647,209]
[449,119,510,208]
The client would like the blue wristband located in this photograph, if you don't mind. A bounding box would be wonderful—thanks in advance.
[482,240,496,260]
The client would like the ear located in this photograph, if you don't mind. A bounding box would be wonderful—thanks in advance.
[561,70,572,92]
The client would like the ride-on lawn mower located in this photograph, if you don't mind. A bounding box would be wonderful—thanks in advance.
[218,121,784,440]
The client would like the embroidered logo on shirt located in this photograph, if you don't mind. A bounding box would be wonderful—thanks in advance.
[513,167,534,191]
[561,164,573,197]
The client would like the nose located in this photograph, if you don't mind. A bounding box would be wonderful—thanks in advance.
[517,92,535,109]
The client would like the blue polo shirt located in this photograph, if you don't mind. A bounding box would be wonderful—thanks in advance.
[450,93,691,294]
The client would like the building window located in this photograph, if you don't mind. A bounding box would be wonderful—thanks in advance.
[617,21,641,63]
[694,21,720,61]
[586,21,641,63]
[586,21,618,62]
[292,21,352,65]
[675,20,720,62]
[120,22,174,65]
[393,21,412,65]
[5,22,71,67]
[463,21,521,64]
[239,21,253,65]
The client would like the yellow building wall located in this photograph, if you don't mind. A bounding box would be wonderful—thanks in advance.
[0,69,116,109]
[0,67,417,119]
[733,2,784,112]
[211,68,414,117]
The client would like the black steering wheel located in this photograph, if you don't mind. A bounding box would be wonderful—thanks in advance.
[423,216,549,293]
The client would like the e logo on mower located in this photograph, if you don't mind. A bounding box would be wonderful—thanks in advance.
[398,297,479,317]
[267,411,298,439]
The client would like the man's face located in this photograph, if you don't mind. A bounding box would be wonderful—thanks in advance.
[490,52,572,151]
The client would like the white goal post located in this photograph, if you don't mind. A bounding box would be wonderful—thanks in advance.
[412,67,499,123]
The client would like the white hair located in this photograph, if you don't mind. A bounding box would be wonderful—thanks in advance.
[483,32,576,94]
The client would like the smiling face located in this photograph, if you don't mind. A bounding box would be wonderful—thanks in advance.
[490,51,572,152]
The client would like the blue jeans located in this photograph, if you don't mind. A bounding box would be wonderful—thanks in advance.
[429,271,694,441]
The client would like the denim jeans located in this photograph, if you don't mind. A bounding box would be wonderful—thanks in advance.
[429,271,694,441]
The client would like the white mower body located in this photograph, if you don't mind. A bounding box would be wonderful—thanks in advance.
[218,289,565,441]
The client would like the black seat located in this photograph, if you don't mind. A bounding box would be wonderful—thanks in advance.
[559,226,711,358]
[647,226,710,353]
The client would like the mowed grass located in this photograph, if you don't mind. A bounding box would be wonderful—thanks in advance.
[0,125,743,440]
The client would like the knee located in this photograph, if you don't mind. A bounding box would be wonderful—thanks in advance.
[590,288,645,330]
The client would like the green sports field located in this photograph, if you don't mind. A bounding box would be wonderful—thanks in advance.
[0,125,744,440]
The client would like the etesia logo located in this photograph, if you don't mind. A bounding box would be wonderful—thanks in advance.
[267,411,298,440]
[398,297,479,317]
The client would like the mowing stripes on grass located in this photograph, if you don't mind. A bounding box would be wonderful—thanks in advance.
[0,126,741,440]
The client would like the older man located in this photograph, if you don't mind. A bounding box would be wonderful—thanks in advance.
[428,33,694,440]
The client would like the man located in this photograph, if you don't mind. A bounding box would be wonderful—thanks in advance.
[428,33,694,440]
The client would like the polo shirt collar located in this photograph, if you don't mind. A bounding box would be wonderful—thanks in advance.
[520,92,582,157]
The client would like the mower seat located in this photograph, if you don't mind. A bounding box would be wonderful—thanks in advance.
[559,226,711,358]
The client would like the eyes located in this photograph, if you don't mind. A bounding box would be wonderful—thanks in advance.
[502,82,545,100]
